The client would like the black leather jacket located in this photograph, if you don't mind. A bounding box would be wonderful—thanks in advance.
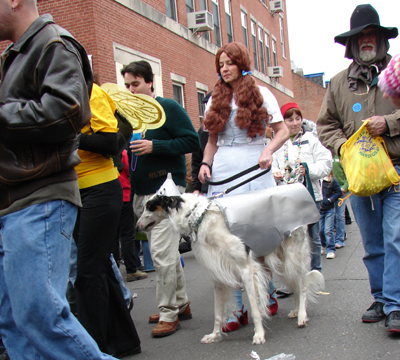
[0,15,92,209]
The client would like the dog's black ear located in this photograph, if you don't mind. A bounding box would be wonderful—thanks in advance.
[160,196,184,213]
[146,195,164,212]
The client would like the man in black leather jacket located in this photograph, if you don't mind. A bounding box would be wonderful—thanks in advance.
[0,2,117,359]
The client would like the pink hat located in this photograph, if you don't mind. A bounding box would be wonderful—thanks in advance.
[280,102,300,118]
[378,54,400,97]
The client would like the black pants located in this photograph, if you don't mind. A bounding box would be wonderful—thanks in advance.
[74,179,140,355]
[114,201,139,274]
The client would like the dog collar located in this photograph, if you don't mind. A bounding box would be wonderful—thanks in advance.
[185,201,209,233]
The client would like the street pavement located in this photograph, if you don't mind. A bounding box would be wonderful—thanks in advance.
[122,210,400,360]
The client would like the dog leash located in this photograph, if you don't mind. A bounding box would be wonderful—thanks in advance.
[205,164,271,197]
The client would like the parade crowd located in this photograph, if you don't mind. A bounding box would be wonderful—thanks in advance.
[0,1,400,359]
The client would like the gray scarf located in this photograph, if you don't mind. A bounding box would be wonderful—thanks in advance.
[344,32,389,91]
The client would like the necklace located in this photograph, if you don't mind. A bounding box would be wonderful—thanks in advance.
[283,135,302,184]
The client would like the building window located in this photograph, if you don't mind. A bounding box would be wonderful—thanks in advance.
[212,0,221,47]
[199,0,209,41]
[251,20,258,71]
[258,27,265,74]
[166,0,177,21]
[186,0,194,13]
[262,0,267,4]
[173,83,184,107]
[265,32,271,67]
[272,38,277,66]
[225,0,233,43]
[279,17,285,58]
[197,91,206,119]
[241,11,248,48]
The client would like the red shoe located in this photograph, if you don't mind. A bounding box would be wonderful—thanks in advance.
[267,290,278,316]
[222,305,248,332]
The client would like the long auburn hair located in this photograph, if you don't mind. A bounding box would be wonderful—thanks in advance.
[204,42,270,137]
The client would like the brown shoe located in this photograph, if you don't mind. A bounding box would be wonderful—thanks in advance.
[151,319,181,337]
[126,270,148,282]
[149,302,192,323]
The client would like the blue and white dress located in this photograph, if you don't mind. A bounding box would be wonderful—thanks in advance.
[205,86,283,197]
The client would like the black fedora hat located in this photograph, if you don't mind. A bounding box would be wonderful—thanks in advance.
[334,4,398,45]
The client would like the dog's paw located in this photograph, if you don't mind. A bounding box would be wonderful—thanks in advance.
[201,333,222,344]
[252,333,266,345]
[288,310,298,318]
[297,313,308,328]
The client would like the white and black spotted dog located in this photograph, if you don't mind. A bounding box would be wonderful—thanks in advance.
[137,193,324,345]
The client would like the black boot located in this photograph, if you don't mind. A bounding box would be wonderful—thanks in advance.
[345,205,352,224]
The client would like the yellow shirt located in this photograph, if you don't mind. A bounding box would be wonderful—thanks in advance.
[75,84,119,189]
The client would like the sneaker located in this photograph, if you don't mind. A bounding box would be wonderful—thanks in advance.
[385,311,400,333]
[126,270,148,282]
[326,252,336,259]
[335,244,344,249]
[321,247,327,255]
[362,301,386,323]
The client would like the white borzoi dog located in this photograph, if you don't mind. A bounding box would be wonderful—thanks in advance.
[137,193,324,345]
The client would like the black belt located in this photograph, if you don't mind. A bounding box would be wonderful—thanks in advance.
[205,164,271,197]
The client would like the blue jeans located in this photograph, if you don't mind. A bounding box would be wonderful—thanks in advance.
[350,165,400,315]
[334,198,346,247]
[141,240,155,271]
[110,254,132,307]
[319,208,335,253]
[0,200,116,360]
[308,201,322,271]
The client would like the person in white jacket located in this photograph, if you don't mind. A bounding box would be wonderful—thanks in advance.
[272,102,332,272]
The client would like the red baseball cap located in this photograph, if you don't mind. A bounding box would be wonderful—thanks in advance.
[280,102,300,118]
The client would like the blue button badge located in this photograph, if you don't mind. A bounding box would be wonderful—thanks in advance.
[353,103,362,112]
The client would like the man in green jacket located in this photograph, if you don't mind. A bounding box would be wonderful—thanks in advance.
[317,4,400,333]
[122,60,200,337]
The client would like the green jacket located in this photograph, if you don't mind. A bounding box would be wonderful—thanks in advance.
[332,155,348,192]
[130,96,200,195]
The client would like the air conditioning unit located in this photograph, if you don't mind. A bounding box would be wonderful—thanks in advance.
[268,66,283,77]
[187,11,214,32]
[269,0,284,13]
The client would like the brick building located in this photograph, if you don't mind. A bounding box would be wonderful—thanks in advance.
[1,0,298,130]
[291,71,327,122]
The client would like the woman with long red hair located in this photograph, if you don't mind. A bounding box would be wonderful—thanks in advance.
[199,42,289,332]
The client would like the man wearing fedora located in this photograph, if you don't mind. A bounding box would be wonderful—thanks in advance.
[317,4,400,333]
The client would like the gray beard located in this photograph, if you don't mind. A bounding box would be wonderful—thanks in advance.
[359,47,377,62]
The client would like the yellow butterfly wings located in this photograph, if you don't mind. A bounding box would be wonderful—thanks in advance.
[101,83,166,132]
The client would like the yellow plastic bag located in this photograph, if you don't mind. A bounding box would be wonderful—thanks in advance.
[341,120,399,196]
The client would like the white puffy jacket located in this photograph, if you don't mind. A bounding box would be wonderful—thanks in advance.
[272,127,333,202]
